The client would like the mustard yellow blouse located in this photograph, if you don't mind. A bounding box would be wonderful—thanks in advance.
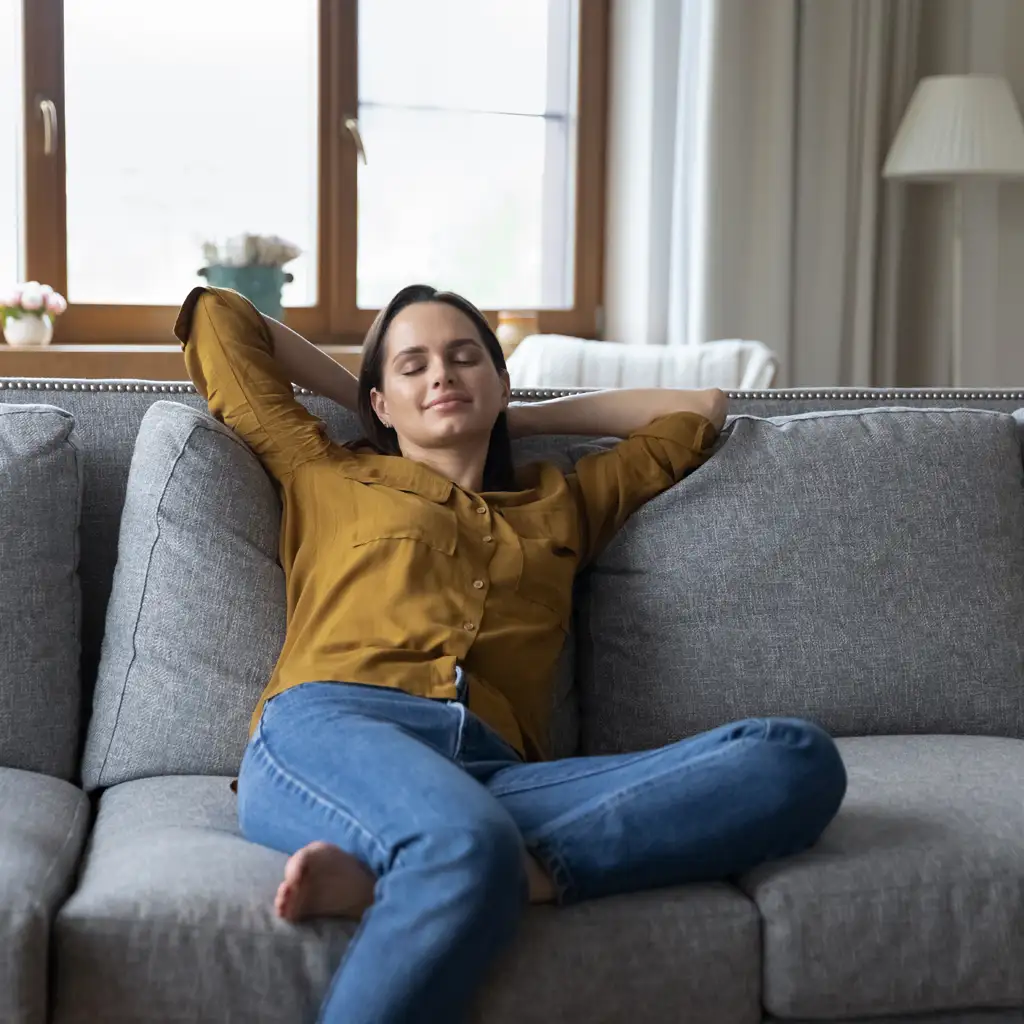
[175,286,717,760]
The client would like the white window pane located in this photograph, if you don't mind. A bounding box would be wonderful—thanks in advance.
[63,0,318,306]
[357,1,578,310]
[358,109,554,309]
[0,0,23,286]
[360,0,553,115]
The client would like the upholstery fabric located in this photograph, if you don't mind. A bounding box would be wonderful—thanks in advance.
[52,774,761,1024]
[744,735,1024,1019]
[1,380,1020,697]
[0,404,82,779]
[0,767,90,1024]
[767,1015,1024,1023]
[578,408,1024,753]
[82,402,286,790]
[81,404,581,788]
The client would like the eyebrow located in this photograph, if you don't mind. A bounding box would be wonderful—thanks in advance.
[391,337,481,363]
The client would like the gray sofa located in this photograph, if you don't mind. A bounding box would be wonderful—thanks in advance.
[2,376,1024,1024]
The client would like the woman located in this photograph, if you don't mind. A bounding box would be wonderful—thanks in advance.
[174,283,847,1024]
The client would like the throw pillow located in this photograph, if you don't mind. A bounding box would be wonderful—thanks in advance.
[82,401,286,790]
[0,404,82,779]
[578,407,1024,753]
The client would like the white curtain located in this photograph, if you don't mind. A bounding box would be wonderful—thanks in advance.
[608,0,922,387]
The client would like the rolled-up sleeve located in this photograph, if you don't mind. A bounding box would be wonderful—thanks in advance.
[175,286,330,481]
[567,411,719,566]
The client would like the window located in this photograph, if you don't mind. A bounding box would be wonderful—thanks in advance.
[356,0,577,310]
[62,1,319,308]
[1,0,23,285]
[15,0,607,344]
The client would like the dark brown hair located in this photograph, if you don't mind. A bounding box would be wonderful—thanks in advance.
[355,284,517,492]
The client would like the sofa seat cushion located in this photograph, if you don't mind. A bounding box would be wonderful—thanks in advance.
[740,735,1024,1020]
[53,775,761,1024]
[578,408,1024,754]
[0,404,83,779]
[0,767,90,1024]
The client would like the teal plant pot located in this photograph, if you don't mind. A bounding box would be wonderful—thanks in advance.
[198,265,294,320]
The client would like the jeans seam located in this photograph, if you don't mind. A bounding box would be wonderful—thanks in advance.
[488,719,773,800]
[535,734,772,836]
[486,743,683,799]
[450,700,467,760]
[250,718,389,865]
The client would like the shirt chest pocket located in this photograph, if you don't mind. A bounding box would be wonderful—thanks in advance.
[513,514,578,628]
[349,506,458,555]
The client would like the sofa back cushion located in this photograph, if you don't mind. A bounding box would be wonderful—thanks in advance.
[82,402,286,790]
[5,380,1024,721]
[0,404,82,779]
[578,408,1024,753]
[81,402,581,786]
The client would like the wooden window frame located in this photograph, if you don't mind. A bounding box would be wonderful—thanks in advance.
[20,0,607,347]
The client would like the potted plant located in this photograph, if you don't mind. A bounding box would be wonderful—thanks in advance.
[198,234,301,320]
[1,282,68,347]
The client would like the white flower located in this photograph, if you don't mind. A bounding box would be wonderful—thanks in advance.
[45,292,67,316]
[20,283,44,311]
[1,285,21,308]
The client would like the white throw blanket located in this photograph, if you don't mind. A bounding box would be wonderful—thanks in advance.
[507,335,778,390]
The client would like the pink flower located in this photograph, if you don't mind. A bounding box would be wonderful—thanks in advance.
[2,285,22,309]
[20,282,44,311]
[45,292,67,316]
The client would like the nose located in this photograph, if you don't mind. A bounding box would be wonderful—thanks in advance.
[431,363,456,387]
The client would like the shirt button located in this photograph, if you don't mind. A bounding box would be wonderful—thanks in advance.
[476,506,487,515]
[473,579,485,589]
[464,622,476,631]
[483,535,493,543]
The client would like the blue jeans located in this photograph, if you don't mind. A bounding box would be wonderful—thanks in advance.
[237,676,847,1024]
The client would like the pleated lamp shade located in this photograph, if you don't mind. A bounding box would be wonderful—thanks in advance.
[883,75,1024,181]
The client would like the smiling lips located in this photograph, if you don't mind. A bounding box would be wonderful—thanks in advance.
[426,394,471,410]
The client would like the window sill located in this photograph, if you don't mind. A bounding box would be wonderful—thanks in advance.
[0,343,364,380]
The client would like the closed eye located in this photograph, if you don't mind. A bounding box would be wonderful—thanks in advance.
[401,356,478,376]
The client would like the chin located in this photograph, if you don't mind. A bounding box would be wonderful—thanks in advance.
[422,413,494,443]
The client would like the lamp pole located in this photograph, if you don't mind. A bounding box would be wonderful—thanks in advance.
[951,181,964,388]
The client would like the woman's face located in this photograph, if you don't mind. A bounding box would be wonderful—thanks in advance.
[370,301,510,451]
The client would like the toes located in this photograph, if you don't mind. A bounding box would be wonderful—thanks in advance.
[275,882,293,919]
[285,851,309,887]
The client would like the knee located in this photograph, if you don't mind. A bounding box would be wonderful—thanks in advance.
[757,718,847,825]
[414,818,525,909]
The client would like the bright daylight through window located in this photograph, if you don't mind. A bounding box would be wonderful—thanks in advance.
[356,0,578,311]
[1,0,22,286]
[62,0,319,307]
[7,0,598,342]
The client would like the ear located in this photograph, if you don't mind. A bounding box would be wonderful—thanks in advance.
[499,369,511,410]
[369,387,390,428]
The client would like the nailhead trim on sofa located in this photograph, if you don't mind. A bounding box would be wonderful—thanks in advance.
[3,380,1024,402]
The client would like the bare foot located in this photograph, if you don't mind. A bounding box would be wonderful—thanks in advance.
[275,842,555,921]
[274,841,376,922]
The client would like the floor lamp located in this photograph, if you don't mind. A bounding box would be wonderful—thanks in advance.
[882,75,1024,387]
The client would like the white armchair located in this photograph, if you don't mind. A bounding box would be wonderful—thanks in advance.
[506,335,778,390]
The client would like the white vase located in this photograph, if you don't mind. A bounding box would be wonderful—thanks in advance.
[3,314,54,347]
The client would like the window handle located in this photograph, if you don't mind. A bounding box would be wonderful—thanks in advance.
[38,97,59,156]
[343,117,368,165]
